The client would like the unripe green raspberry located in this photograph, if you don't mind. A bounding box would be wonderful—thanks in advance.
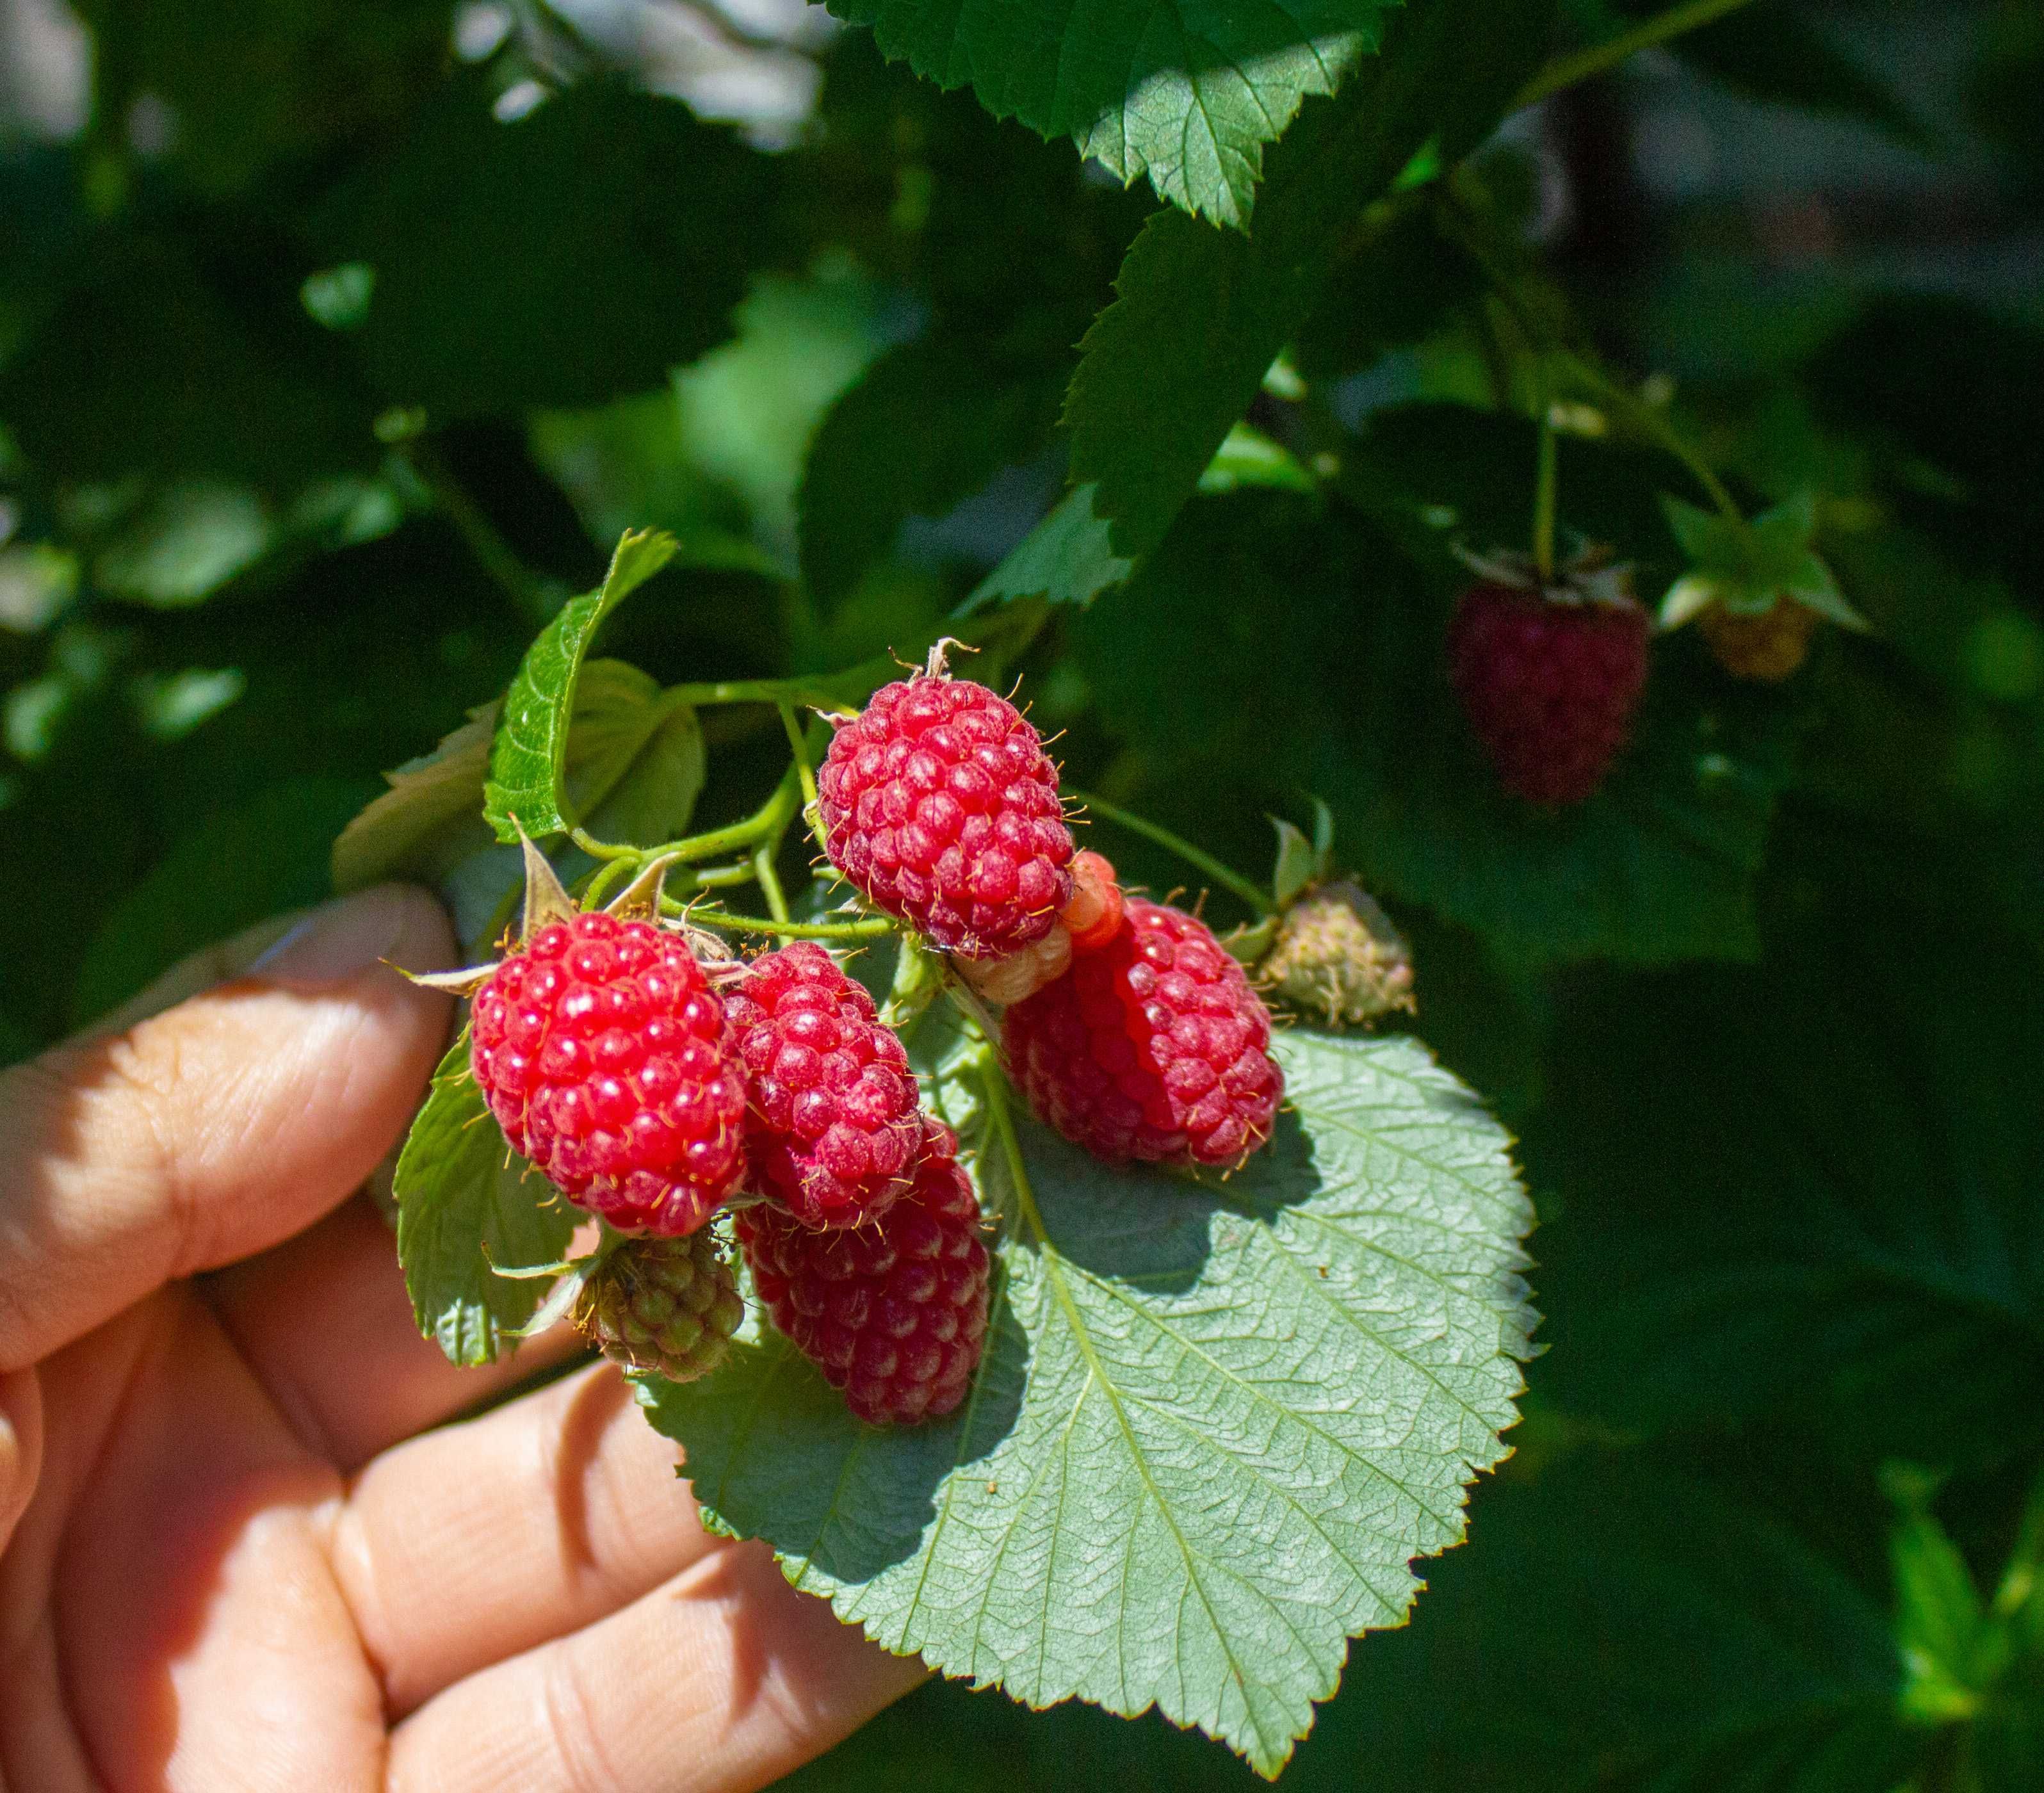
[1261,880,1416,1028]
[573,1230,745,1384]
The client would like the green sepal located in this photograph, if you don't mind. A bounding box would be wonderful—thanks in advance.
[1657,491,1868,633]
[1269,816,1320,909]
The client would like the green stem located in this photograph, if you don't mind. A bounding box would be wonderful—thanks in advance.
[752,843,790,923]
[580,854,638,910]
[1512,0,1760,111]
[1070,791,1274,916]
[980,1061,1028,1221]
[667,678,857,714]
[569,827,640,863]
[779,700,820,812]
[671,903,895,941]
[1555,350,1744,523]
[1532,373,1560,583]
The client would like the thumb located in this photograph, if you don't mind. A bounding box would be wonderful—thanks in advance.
[0,885,455,1375]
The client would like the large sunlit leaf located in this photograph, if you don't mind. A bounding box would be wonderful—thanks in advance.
[1060,0,1555,564]
[781,1450,1922,1792]
[822,0,1399,229]
[639,1029,1534,1775]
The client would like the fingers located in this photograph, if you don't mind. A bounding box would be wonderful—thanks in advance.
[331,1363,715,1715]
[204,1192,585,1472]
[0,887,455,1375]
[0,1366,41,1559]
[385,1539,927,1793]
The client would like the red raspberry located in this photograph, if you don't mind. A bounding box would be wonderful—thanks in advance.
[1447,578,1650,806]
[737,1121,991,1425]
[817,670,1075,959]
[724,942,921,1229]
[470,911,747,1235]
[1003,898,1284,1168]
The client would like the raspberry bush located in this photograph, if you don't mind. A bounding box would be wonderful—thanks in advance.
[13,0,2040,1787]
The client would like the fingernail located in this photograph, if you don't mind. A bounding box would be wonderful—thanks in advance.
[250,887,446,990]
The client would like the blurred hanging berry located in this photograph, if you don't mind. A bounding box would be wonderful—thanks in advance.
[1447,547,1650,807]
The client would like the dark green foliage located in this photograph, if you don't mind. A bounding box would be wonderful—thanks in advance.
[4,0,2041,1782]
[313,79,781,419]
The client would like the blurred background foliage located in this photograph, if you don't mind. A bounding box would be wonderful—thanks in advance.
[2,0,2041,1785]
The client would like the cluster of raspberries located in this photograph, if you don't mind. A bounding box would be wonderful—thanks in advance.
[467,667,1285,1424]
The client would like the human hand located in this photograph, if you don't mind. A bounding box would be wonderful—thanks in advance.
[0,887,921,1792]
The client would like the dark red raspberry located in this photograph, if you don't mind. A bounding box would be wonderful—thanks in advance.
[1004,898,1284,1168]
[1447,578,1650,806]
[816,670,1075,959]
[737,1120,990,1426]
[470,911,747,1235]
[724,942,921,1229]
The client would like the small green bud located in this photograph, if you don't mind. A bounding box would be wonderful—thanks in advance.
[1260,879,1416,1029]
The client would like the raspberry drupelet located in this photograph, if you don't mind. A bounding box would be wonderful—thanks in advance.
[724,942,921,1229]
[469,911,747,1235]
[816,667,1075,959]
[1004,898,1284,1169]
[738,1119,991,1426]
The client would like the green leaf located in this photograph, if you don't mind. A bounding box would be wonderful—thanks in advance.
[313,79,777,419]
[1075,476,1800,964]
[822,0,1399,229]
[580,697,706,850]
[1197,425,1316,498]
[799,336,1066,605]
[966,483,1135,610]
[337,660,707,889]
[1062,0,1556,563]
[68,0,449,195]
[1310,1450,1918,1790]
[0,234,379,496]
[483,530,681,842]
[1884,1466,1991,1722]
[1534,897,2044,1470]
[393,1040,580,1367]
[779,1448,1920,1793]
[639,1028,1534,1775]
[1269,816,1318,907]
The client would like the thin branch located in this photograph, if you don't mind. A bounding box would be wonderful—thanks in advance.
[1513,0,1760,111]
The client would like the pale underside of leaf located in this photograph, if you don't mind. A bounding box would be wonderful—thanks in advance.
[640,1030,1533,1775]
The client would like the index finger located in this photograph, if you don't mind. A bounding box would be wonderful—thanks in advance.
[0,886,453,1374]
